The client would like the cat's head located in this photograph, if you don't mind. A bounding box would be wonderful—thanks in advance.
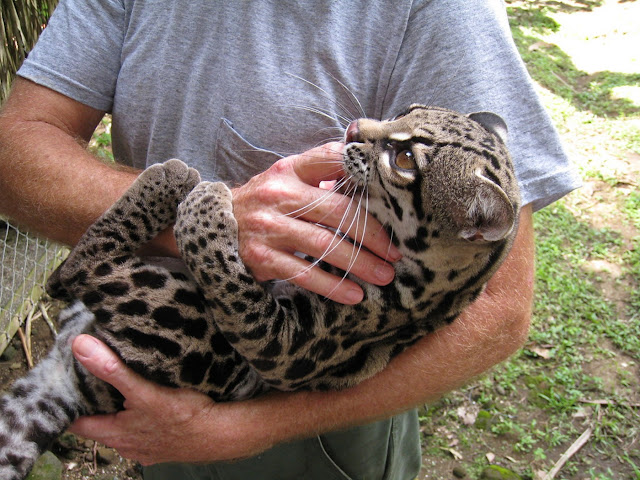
[342,105,520,254]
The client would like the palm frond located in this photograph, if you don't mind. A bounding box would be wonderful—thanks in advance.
[1,0,59,105]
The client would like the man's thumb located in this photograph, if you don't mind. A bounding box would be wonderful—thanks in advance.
[72,334,142,399]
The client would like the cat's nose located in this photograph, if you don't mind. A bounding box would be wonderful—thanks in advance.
[345,121,362,143]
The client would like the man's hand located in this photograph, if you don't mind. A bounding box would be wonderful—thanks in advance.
[69,335,275,464]
[231,142,401,304]
[145,143,400,304]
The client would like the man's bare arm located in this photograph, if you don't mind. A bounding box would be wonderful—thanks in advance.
[0,78,141,247]
[69,205,534,464]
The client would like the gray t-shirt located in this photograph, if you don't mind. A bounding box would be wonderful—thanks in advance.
[19,0,580,211]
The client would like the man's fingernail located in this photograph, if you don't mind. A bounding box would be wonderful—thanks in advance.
[388,246,402,261]
[74,335,99,359]
[344,288,364,304]
[375,263,395,283]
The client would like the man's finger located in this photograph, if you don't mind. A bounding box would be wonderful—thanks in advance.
[289,142,345,185]
[72,334,150,400]
[272,216,397,286]
[261,249,365,304]
[291,190,402,262]
[68,412,120,441]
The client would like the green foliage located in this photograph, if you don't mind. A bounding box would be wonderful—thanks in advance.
[1,0,60,105]
[624,188,640,230]
[623,189,640,311]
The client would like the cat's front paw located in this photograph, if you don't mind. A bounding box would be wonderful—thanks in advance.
[138,159,201,206]
[176,181,236,244]
[175,182,242,286]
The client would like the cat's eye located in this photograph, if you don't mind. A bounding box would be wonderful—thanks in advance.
[393,150,416,170]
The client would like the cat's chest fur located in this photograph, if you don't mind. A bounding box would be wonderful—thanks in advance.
[0,104,520,480]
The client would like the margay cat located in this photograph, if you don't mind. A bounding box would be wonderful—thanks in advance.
[0,105,520,479]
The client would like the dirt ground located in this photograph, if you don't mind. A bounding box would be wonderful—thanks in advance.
[0,305,142,480]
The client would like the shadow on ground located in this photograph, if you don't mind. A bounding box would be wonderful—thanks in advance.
[507,0,640,117]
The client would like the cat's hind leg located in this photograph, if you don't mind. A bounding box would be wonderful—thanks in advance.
[174,182,277,353]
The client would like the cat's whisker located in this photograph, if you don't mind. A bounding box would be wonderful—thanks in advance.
[237,146,345,163]
[314,125,348,136]
[239,147,333,159]
[285,73,360,124]
[312,138,345,148]
[342,188,367,274]
[238,147,285,159]
[424,59,464,109]
[301,160,344,168]
[280,228,350,285]
[283,176,351,220]
[321,187,369,302]
[258,138,345,161]
[282,179,365,285]
[238,144,343,161]
[324,71,367,118]
[319,184,366,270]
[312,134,347,148]
[318,178,355,238]
[384,226,396,264]
[306,127,347,146]
[289,105,351,128]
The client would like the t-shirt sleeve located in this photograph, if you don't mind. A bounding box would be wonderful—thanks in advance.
[17,0,125,112]
[384,0,582,211]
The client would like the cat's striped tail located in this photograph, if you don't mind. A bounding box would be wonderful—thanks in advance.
[0,302,93,480]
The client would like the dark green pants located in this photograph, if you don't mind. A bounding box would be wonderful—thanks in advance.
[143,410,421,480]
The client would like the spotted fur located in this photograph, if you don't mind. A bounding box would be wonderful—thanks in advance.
[0,105,520,479]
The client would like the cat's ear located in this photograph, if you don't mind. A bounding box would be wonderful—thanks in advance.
[468,112,508,144]
[458,171,516,242]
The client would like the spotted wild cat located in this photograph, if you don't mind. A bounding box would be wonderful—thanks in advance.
[0,105,520,480]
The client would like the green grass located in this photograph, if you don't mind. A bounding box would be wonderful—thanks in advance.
[507,2,640,119]
[533,204,639,358]
[88,115,114,163]
[624,188,640,230]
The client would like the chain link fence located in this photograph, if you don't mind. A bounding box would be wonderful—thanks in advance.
[0,218,67,356]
